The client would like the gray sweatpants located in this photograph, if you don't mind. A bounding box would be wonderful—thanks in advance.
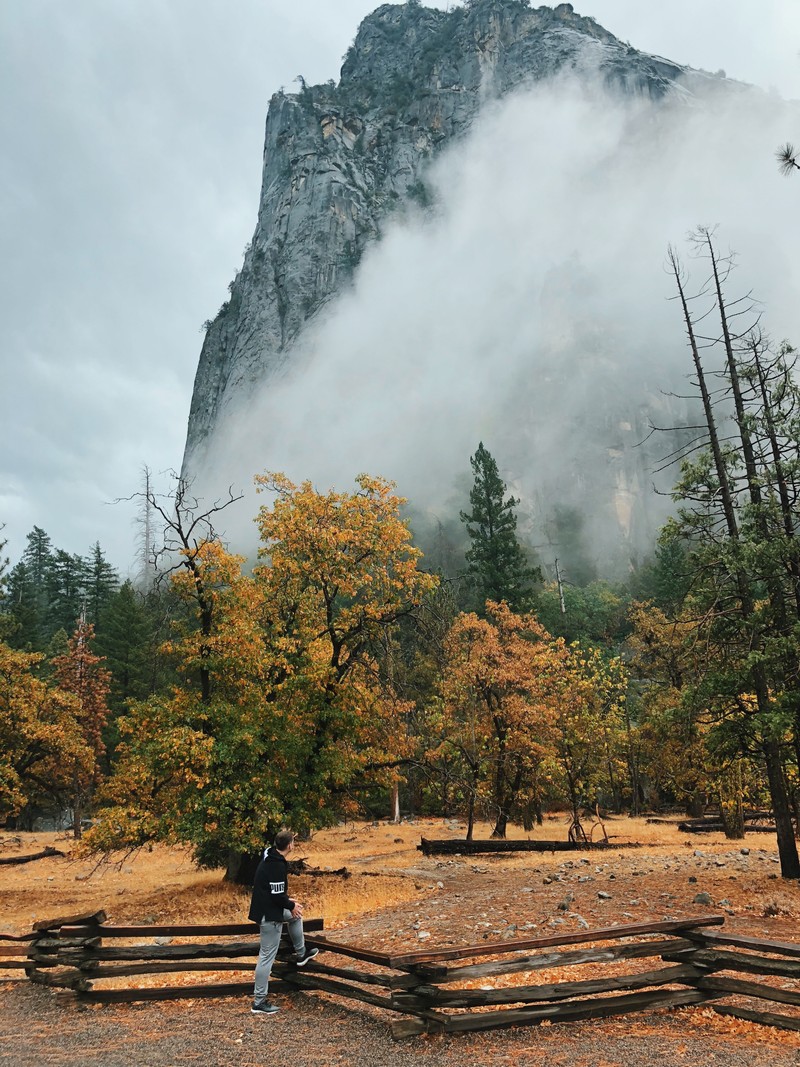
[253,910,305,1003]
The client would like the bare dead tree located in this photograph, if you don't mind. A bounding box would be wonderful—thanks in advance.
[126,472,243,705]
[665,236,800,878]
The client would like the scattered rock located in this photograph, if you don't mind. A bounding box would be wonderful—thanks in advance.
[597,891,612,900]
[693,892,713,905]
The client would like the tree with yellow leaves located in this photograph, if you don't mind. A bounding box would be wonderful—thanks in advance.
[88,474,437,881]
[0,641,92,824]
[52,617,111,838]
[250,473,437,837]
[436,601,565,838]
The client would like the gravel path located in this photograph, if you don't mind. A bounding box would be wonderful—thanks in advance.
[3,981,800,1067]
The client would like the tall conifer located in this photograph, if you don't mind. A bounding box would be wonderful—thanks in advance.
[460,443,540,613]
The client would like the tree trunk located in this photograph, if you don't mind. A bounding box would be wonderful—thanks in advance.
[224,850,261,886]
[763,738,800,879]
[466,791,475,842]
[718,763,745,840]
[491,811,508,839]
[389,781,400,824]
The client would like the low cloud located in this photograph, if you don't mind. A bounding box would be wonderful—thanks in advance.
[195,72,800,580]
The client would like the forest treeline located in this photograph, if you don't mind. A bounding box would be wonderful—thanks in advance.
[2,230,800,881]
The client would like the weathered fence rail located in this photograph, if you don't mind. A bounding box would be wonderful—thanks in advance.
[18,910,325,1004]
[7,910,800,1039]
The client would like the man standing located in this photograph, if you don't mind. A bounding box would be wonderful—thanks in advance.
[248,828,319,1015]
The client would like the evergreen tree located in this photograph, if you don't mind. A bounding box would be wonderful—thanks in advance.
[460,442,540,612]
[95,580,153,741]
[84,542,119,630]
[5,562,37,647]
[7,528,54,648]
[0,531,10,639]
[47,549,88,636]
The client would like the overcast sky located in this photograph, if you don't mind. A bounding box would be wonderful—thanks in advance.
[2,0,800,575]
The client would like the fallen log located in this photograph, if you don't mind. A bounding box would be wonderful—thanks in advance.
[678,822,778,834]
[287,859,350,877]
[0,847,65,866]
[417,838,642,856]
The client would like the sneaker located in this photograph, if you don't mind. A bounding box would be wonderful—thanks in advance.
[294,946,319,967]
[251,1000,280,1015]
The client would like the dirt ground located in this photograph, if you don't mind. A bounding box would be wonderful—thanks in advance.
[2,815,800,1066]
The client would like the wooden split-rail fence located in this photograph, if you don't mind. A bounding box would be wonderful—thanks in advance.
[3,911,800,1039]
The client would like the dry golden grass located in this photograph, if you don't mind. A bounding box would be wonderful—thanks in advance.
[2,816,799,994]
[3,815,800,1051]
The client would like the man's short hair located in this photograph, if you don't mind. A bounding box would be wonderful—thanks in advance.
[274,829,295,851]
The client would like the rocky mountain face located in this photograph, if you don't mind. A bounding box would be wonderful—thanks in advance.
[182,0,730,577]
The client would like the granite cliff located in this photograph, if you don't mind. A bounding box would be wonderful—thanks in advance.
[181,0,743,577]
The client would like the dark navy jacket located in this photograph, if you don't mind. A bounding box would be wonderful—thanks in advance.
[248,846,295,923]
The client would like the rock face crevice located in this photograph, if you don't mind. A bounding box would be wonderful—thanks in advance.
[182,0,715,475]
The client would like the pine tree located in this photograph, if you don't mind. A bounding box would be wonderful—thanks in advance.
[47,549,88,636]
[0,531,10,639]
[460,442,540,613]
[95,580,152,730]
[84,542,119,630]
[7,528,54,649]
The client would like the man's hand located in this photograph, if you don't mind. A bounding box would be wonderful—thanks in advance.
[291,903,304,919]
